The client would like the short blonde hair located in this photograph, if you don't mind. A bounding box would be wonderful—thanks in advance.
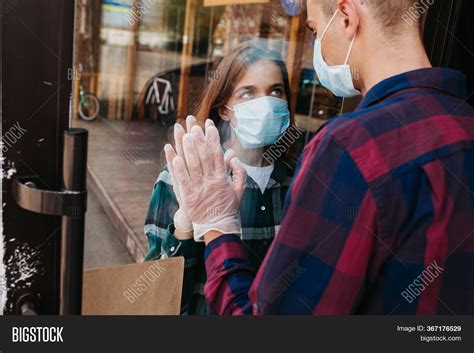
[317,0,426,33]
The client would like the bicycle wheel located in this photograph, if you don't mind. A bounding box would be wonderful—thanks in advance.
[78,94,100,121]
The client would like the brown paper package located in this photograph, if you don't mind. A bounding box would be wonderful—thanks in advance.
[82,257,184,315]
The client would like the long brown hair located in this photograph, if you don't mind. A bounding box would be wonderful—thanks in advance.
[193,43,296,161]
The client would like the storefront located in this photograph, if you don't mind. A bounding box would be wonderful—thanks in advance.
[74,0,340,126]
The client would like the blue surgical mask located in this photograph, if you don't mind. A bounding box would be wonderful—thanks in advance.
[313,10,361,98]
[226,96,290,150]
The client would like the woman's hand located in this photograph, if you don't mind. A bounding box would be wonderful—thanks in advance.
[164,116,200,237]
[168,119,247,242]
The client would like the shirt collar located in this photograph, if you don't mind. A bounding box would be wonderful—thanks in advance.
[357,67,468,110]
[231,156,292,186]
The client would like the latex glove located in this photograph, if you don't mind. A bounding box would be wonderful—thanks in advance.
[164,116,199,235]
[170,119,247,242]
[172,209,193,237]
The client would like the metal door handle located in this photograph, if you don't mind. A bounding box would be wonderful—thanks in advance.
[12,177,87,216]
[11,128,88,315]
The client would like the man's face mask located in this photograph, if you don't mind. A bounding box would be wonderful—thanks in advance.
[226,96,290,150]
[313,10,361,98]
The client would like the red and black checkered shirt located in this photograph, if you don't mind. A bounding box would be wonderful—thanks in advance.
[205,67,474,315]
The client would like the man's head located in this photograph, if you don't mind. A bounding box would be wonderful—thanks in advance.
[305,0,431,93]
[314,0,426,34]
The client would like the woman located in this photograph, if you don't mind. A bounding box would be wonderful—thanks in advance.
[144,43,299,314]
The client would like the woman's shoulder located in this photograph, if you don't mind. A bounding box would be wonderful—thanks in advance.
[147,166,177,215]
[153,165,173,189]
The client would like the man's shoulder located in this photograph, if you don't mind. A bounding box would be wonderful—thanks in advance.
[325,87,474,142]
[309,93,474,186]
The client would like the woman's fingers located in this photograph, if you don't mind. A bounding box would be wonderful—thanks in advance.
[183,133,202,185]
[205,119,215,128]
[227,155,247,203]
[174,123,186,160]
[191,125,212,176]
[164,144,177,177]
[206,124,225,174]
[175,117,218,183]
[223,148,236,174]
[172,156,193,200]
[174,116,197,164]
[186,115,198,133]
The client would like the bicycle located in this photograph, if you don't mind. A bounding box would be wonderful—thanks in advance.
[145,77,176,126]
[78,84,100,121]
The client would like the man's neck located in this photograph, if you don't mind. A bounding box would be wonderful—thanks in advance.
[358,36,432,96]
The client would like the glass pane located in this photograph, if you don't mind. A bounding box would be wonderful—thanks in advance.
[71,0,343,282]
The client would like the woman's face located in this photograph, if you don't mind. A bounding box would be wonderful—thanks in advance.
[220,59,287,127]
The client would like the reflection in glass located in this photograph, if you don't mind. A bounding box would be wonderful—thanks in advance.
[72,0,343,271]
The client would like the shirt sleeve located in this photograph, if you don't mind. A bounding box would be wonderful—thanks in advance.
[144,168,205,314]
[204,132,379,315]
[143,169,178,261]
[143,168,201,262]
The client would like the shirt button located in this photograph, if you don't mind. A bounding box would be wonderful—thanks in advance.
[170,246,175,252]
[260,206,266,211]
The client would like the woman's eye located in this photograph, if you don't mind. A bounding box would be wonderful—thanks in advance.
[241,91,253,99]
[271,88,283,97]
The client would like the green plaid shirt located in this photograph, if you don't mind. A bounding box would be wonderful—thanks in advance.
[144,159,294,315]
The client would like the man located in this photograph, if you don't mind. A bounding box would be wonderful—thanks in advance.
[167,0,474,314]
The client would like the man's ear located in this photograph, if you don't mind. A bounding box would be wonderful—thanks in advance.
[338,0,359,39]
[219,106,231,121]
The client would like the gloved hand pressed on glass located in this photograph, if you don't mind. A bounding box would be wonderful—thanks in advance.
[170,119,247,242]
[164,116,199,236]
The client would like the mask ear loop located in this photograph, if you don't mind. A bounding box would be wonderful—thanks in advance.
[344,32,357,65]
[340,98,346,116]
[320,10,340,41]
[341,30,359,115]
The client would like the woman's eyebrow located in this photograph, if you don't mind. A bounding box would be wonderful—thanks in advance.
[233,85,255,94]
[268,83,285,90]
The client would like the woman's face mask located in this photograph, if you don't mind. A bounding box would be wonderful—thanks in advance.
[226,96,290,150]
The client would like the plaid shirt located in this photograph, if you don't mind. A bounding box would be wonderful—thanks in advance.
[144,159,294,314]
[205,68,474,315]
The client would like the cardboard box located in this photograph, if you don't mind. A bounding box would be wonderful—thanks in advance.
[82,257,184,315]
